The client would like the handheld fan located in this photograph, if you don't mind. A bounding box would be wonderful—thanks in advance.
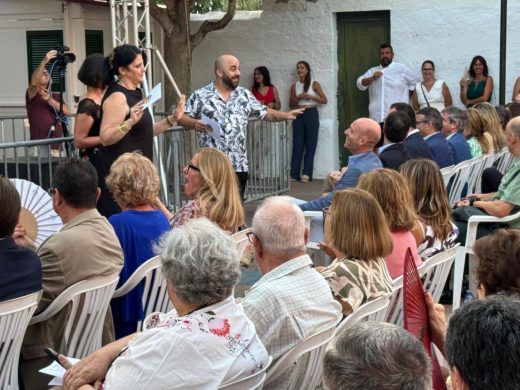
[10,178,62,247]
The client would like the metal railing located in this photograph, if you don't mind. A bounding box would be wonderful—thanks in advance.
[0,115,290,210]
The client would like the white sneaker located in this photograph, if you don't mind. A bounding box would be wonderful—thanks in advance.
[301,175,309,183]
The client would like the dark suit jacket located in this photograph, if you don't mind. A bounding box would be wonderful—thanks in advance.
[447,131,472,164]
[425,132,455,168]
[404,131,433,159]
[379,142,412,170]
[0,237,42,301]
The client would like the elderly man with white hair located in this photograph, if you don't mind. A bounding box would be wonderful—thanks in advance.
[60,218,268,390]
[243,196,342,389]
[323,322,432,390]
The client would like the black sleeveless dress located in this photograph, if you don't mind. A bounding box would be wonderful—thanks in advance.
[96,82,154,217]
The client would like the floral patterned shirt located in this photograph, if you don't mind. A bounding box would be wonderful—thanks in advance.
[418,221,459,260]
[320,257,394,314]
[103,296,268,389]
[185,81,267,172]
[170,199,209,229]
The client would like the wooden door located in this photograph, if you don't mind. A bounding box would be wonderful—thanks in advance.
[337,11,390,166]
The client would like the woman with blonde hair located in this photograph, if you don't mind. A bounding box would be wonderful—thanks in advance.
[318,189,394,315]
[400,159,459,259]
[474,102,507,151]
[106,152,171,338]
[464,108,491,157]
[171,148,244,233]
[357,168,422,278]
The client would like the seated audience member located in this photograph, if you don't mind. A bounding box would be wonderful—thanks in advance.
[318,189,394,314]
[0,176,41,301]
[105,152,171,338]
[379,110,412,170]
[441,106,472,164]
[444,295,520,390]
[323,322,432,390]
[506,101,520,119]
[389,102,433,159]
[400,159,459,259]
[416,107,454,168]
[170,148,243,233]
[61,218,269,389]
[474,228,520,298]
[474,102,506,151]
[16,158,123,390]
[495,104,510,131]
[465,108,492,157]
[357,169,422,278]
[243,197,341,389]
[455,116,520,242]
[299,117,382,211]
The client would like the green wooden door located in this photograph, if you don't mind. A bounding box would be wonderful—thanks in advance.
[337,11,390,166]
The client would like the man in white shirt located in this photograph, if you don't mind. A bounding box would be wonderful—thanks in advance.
[243,196,342,389]
[357,43,419,123]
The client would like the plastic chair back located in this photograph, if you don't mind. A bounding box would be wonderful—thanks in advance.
[232,228,253,260]
[265,319,340,390]
[0,291,42,390]
[112,256,171,331]
[473,153,497,193]
[420,245,458,303]
[447,159,474,205]
[385,276,404,326]
[440,166,455,188]
[219,356,272,390]
[30,273,119,358]
[336,296,390,335]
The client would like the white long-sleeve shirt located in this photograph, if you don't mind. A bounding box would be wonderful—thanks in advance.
[357,62,419,123]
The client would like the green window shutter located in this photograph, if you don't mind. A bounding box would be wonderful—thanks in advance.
[85,30,104,56]
[26,30,64,93]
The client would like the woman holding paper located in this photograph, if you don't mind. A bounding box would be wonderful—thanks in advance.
[96,44,185,217]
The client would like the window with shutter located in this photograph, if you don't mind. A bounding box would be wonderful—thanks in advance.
[85,30,104,56]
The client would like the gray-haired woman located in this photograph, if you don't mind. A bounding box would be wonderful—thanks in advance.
[61,218,268,389]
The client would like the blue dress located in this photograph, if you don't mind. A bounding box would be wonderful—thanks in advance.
[109,209,170,338]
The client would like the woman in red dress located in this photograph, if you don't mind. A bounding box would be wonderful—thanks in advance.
[250,66,281,110]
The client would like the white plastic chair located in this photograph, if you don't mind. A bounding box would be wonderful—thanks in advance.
[447,158,475,206]
[453,211,520,309]
[336,296,390,335]
[113,256,171,331]
[265,319,340,390]
[496,148,514,173]
[303,210,322,250]
[219,356,272,390]
[440,166,455,188]
[232,227,253,260]
[0,290,42,390]
[385,276,404,326]
[473,153,497,194]
[419,245,458,303]
[30,273,119,358]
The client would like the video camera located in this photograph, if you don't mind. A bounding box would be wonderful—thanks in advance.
[54,45,76,66]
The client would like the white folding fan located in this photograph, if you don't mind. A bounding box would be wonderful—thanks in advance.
[10,178,62,247]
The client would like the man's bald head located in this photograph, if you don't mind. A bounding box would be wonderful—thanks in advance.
[214,54,240,90]
[215,54,239,73]
[344,118,381,154]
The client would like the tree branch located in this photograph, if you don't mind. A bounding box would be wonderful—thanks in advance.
[150,0,175,35]
[190,0,237,50]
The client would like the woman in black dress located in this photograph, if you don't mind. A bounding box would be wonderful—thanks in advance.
[96,45,185,217]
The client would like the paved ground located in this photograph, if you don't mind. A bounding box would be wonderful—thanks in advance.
[236,179,324,297]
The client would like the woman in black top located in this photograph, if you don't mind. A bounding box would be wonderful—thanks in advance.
[96,45,185,217]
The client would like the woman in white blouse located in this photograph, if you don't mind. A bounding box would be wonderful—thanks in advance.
[412,60,452,112]
[61,218,268,390]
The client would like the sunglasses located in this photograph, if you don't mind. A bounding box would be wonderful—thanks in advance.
[187,164,200,173]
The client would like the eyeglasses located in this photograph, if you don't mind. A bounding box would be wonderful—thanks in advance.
[187,164,200,173]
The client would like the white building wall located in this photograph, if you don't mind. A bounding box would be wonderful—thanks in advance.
[1,0,520,176]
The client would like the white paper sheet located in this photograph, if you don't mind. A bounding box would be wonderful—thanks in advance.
[142,82,162,110]
[201,113,221,139]
[40,357,80,386]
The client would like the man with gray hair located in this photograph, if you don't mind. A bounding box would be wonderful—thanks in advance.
[441,106,471,164]
[416,107,454,168]
[243,196,341,388]
[322,322,432,390]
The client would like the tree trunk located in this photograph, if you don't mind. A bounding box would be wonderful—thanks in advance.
[163,31,192,108]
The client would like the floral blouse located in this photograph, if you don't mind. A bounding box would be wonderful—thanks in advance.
[170,199,209,228]
[320,257,394,314]
[103,296,269,389]
[418,222,459,260]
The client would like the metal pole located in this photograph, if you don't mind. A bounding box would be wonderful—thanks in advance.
[499,0,507,105]
[152,47,182,98]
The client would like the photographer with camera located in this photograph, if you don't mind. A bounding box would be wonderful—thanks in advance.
[25,49,70,146]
